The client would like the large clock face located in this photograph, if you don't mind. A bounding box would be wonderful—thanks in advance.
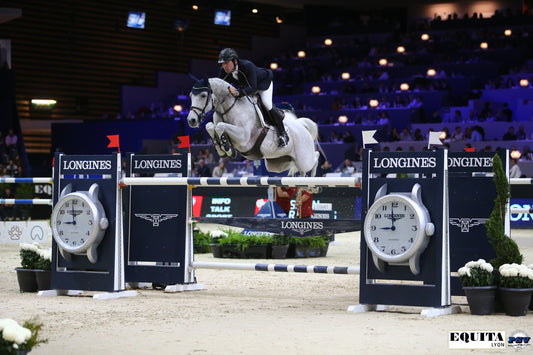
[52,194,97,252]
[364,195,422,261]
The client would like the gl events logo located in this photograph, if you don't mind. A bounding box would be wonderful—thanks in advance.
[449,330,530,350]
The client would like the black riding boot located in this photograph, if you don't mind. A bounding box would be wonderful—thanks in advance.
[269,108,289,147]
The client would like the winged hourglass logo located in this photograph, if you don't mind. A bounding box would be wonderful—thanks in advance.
[135,214,178,227]
[449,218,488,233]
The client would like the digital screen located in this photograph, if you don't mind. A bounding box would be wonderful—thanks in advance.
[214,10,231,26]
[127,11,146,29]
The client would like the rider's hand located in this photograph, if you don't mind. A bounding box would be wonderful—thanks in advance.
[228,86,238,97]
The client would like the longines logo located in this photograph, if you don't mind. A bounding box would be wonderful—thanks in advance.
[281,221,324,235]
[62,160,112,170]
[449,218,488,232]
[133,159,183,170]
[372,157,436,169]
[135,213,178,227]
[448,157,492,168]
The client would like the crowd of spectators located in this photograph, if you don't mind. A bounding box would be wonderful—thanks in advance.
[0,128,22,178]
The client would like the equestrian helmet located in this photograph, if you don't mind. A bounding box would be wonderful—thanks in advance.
[218,48,238,63]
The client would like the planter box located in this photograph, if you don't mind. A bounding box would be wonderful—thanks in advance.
[271,245,289,259]
[35,270,52,291]
[320,242,330,257]
[294,245,321,258]
[244,245,269,259]
[15,268,38,293]
[222,244,244,258]
[210,244,223,258]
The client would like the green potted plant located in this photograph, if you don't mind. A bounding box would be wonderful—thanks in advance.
[292,236,326,258]
[0,318,47,354]
[217,228,246,258]
[34,248,52,291]
[271,234,291,259]
[485,154,524,313]
[193,228,211,254]
[242,234,272,259]
[16,243,41,292]
[319,235,332,257]
[497,263,533,316]
[457,259,496,315]
[485,154,522,269]
[208,230,227,258]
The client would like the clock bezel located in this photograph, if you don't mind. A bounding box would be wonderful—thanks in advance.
[51,192,101,253]
[364,193,429,263]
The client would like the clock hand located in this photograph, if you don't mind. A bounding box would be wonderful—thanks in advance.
[390,202,396,228]
[71,204,77,225]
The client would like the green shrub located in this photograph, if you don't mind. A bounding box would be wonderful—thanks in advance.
[272,234,292,246]
[193,229,211,253]
[290,236,326,248]
[486,154,522,268]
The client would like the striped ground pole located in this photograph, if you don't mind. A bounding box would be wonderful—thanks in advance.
[192,261,360,274]
[0,177,52,184]
[121,176,360,187]
[0,199,53,205]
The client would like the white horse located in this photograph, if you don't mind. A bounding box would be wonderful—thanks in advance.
[187,77,319,176]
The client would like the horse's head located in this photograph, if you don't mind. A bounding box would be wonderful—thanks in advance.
[188,77,213,128]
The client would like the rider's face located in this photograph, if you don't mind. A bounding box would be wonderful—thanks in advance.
[221,60,235,73]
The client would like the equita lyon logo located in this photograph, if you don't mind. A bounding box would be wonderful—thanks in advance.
[135,214,178,227]
[449,331,505,349]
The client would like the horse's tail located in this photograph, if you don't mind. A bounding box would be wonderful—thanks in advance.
[297,117,318,141]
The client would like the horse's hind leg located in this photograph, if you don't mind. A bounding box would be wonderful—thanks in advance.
[310,151,319,177]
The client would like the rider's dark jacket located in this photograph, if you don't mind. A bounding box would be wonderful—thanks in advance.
[219,59,273,97]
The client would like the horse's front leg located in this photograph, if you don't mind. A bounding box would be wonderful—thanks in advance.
[206,122,227,158]
[215,122,248,159]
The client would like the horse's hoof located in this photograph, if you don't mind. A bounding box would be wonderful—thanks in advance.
[229,148,237,159]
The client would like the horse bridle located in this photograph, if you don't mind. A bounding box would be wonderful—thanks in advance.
[190,85,239,124]
[189,86,214,123]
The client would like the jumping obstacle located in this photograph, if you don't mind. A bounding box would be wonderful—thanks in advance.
[40,149,533,305]
[119,156,363,290]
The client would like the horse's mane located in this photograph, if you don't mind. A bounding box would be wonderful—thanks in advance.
[208,77,232,94]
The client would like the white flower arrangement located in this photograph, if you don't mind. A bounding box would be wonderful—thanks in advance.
[209,230,228,239]
[457,259,495,287]
[0,319,31,349]
[0,318,46,354]
[498,263,533,289]
[19,243,51,270]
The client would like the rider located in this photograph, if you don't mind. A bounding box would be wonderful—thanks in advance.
[217,48,289,148]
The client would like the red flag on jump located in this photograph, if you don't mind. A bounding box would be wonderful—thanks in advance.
[177,135,190,153]
[107,135,121,153]
[464,147,476,152]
